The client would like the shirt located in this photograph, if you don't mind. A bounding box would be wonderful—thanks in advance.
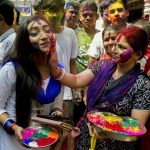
[0,28,16,65]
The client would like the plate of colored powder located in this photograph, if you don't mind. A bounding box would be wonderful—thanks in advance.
[87,111,146,140]
[21,125,59,148]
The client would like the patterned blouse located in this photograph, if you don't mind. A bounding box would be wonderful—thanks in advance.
[75,61,150,150]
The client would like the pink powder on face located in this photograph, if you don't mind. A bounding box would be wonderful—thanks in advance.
[117,49,133,63]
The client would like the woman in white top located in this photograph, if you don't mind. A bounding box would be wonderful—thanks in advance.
[0,14,64,150]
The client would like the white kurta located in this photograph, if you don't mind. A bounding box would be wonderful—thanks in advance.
[0,62,63,150]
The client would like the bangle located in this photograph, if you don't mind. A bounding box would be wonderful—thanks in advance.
[54,67,62,79]
[56,68,65,80]
[10,123,17,129]
[3,118,16,134]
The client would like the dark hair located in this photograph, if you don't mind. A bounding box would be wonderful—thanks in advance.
[102,25,119,40]
[40,0,65,12]
[80,0,98,13]
[16,9,20,25]
[99,0,113,17]
[0,0,14,26]
[118,25,148,58]
[64,1,80,11]
[12,14,50,128]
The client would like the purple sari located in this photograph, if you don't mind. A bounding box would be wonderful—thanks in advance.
[87,61,142,111]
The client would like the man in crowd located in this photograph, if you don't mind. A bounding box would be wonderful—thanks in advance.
[0,0,16,65]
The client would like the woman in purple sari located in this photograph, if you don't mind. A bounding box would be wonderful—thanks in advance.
[49,25,150,150]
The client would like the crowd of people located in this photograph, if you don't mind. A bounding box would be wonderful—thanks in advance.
[0,0,149,150]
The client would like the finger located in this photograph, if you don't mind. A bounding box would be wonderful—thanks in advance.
[55,111,63,117]
[93,128,99,138]
[87,123,93,136]
[73,127,80,133]
[16,131,23,140]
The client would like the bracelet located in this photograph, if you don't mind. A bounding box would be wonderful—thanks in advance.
[54,67,62,79]
[3,118,16,134]
[10,123,17,129]
[56,68,65,80]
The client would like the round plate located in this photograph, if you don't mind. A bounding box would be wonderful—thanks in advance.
[87,111,146,141]
[21,125,59,148]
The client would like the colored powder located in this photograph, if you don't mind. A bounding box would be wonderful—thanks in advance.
[36,137,55,147]
[132,127,140,132]
[28,141,38,147]
[87,112,145,136]
[48,132,59,139]
[22,129,38,140]
[118,49,133,63]
[128,118,138,127]
[41,127,52,135]
[122,121,128,128]
[33,132,47,140]
[104,115,123,123]
[23,139,33,145]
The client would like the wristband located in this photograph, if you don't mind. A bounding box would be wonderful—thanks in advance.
[3,118,16,134]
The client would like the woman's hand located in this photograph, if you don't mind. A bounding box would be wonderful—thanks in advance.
[11,124,24,140]
[50,110,63,118]
[87,123,106,139]
[70,127,80,139]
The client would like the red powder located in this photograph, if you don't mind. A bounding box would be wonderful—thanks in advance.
[36,137,55,147]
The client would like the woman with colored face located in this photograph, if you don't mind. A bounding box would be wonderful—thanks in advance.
[28,19,53,54]
[49,25,150,150]
[0,14,64,150]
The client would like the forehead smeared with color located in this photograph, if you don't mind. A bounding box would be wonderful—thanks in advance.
[108,2,124,12]
[65,2,80,11]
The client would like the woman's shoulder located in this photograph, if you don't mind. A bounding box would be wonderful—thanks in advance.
[136,73,150,86]
[131,73,150,97]
[89,60,111,75]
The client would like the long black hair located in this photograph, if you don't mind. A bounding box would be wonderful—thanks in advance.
[7,14,50,128]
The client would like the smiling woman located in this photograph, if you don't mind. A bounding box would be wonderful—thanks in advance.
[0,14,64,150]
[48,25,150,150]
[28,19,52,53]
